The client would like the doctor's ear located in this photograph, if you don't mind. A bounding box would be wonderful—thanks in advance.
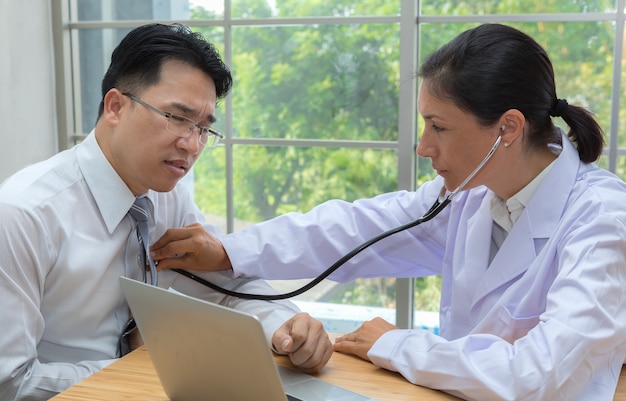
[498,110,525,147]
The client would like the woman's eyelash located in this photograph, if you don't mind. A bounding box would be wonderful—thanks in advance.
[431,124,444,132]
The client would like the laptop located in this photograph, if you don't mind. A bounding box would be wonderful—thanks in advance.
[119,276,377,401]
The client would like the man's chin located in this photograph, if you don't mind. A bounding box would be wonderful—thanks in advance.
[152,182,180,193]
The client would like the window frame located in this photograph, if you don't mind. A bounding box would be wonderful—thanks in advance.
[52,0,626,329]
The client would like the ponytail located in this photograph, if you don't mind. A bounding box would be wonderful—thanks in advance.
[551,99,605,163]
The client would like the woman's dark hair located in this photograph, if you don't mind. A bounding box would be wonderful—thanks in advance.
[98,23,232,119]
[418,23,604,163]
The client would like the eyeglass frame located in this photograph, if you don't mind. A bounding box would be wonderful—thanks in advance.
[122,92,223,147]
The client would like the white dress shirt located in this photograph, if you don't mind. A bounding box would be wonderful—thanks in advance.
[0,131,299,401]
[221,133,626,400]
[489,160,555,262]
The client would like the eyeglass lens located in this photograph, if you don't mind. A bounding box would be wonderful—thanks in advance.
[165,116,220,146]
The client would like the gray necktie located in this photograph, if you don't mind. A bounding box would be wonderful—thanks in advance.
[128,196,158,286]
[118,197,158,356]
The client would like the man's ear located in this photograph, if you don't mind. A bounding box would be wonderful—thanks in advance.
[102,89,126,127]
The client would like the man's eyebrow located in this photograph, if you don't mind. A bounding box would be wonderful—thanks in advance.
[170,101,217,124]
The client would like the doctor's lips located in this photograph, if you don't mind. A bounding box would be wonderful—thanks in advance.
[432,166,445,175]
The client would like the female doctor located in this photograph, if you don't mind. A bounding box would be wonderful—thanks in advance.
[151,24,626,400]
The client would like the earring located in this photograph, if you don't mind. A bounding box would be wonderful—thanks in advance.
[503,142,510,148]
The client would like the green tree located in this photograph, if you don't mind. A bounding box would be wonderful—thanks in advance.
[194,0,402,222]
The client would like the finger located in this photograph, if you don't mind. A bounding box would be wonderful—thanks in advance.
[288,332,333,372]
[333,338,357,355]
[151,240,191,263]
[274,334,293,354]
[289,320,332,369]
[272,322,295,354]
[152,226,208,262]
[151,223,202,253]
[153,254,192,270]
[333,333,351,343]
[284,316,312,352]
[151,244,190,265]
[294,342,333,374]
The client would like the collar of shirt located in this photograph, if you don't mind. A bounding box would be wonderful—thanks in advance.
[490,159,556,233]
[77,130,154,234]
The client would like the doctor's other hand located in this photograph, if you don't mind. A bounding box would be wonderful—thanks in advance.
[150,223,232,272]
[272,313,333,374]
[333,317,397,362]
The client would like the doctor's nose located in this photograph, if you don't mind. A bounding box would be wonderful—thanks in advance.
[416,133,436,159]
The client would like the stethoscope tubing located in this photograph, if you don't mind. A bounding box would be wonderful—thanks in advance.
[173,195,451,301]
[172,134,502,300]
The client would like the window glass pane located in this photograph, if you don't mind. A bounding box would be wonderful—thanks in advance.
[231,24,400,141]
[190,0,224,19]
[420,0,616,15]
[208,146,398,222]
[73,0,193,21]
[266,279,439,333]
[231,0,400,18]
[74,28,134,135]
[601,157,626,181]
[269,278,399,333]
[193,146,228,231]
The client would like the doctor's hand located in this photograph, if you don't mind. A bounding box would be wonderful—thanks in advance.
[150,223,232,272]
[333,317,397,362]
[272,313,333,374]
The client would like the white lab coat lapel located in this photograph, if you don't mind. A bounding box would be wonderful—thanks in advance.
[468,132,579,314]
[470,211,537,309]
[457,196,493,294]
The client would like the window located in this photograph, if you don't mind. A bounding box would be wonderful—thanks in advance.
[53,0,625,332]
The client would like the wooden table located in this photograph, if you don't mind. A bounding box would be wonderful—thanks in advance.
[50,346,459,400]
[50,345,626,401]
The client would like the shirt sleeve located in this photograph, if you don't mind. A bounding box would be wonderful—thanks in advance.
[221,178,449,282]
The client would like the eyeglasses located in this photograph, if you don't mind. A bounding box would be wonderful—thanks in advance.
[122,93,223,147]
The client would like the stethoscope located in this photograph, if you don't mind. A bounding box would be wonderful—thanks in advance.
[171,135,503,300]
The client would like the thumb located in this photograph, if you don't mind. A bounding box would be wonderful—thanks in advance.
[273,332,294,354]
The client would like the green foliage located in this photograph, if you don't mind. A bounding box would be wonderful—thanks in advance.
[195,1,403,222]
[328,276,442,312]
[331,278,397,308]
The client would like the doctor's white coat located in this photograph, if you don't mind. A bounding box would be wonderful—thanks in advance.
[222,135,626,401]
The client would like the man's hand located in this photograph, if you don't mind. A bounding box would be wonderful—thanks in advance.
[150,223,231,272]
[333,317,397,361]
[272,313,333,374]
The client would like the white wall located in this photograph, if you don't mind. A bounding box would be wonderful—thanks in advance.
[0,1,57,181]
